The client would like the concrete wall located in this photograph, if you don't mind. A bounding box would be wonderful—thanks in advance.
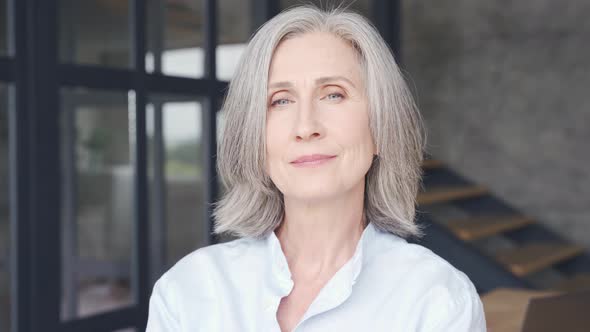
[403,1,590,249]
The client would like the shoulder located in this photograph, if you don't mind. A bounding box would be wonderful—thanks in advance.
[147,237,266,330]
[367,230,486,330]
[370,229,476,291]
[398,243,486,330]
[157,236,265,289]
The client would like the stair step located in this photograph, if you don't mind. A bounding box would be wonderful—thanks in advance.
[481,288,562,332]
[495,243,585,277]
[446,216,535,241]
[553,274,590,292]
[422,159,443,169]
[417,186,487,205]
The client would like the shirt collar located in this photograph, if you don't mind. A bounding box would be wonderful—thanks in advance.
[266,221,378,294]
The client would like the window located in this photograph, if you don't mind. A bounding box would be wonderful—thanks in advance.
[146,94,208,280]
[217,0,253,80]
[4,0,400,330]
[59,0,131,68]
[146,0,205,78]
[60,88,136,319]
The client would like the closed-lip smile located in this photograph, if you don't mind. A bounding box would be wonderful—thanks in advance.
[290,154,337,167]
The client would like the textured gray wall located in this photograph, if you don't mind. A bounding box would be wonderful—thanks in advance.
[403,1,590,249]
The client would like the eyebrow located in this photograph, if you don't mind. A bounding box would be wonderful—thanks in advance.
[268,76,357,89]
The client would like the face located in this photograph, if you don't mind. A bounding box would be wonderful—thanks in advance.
[265,32,377,202]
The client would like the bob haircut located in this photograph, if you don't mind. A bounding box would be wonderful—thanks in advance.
[213,4,426,239]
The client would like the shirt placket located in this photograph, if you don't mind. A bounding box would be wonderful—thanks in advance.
[292,261,356,331]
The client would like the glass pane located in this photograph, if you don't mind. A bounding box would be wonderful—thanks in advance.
[0,0,7,55]
[59,0,131,67]
[147,95,208,281]
[146,0,204,78]
[60,88,135,320]
[217,0,252,81]
[0,83,10,332]
[280,0,371,19]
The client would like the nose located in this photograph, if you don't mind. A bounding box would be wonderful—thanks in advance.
[293,99,324,142]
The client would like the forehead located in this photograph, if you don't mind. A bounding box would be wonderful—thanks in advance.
[268,32,362,84]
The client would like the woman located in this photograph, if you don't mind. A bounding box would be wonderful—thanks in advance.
[147,5,486,332]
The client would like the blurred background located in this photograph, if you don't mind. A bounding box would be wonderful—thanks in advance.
[0,0,588,331]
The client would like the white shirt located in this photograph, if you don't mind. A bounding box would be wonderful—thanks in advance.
[146,222,487,331]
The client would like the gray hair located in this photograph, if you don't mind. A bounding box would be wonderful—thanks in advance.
[213,4,426,239]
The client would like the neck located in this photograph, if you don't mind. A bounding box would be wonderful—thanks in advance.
[274,180,367,281]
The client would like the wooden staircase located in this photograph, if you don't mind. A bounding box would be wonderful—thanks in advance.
[414,158,590,294]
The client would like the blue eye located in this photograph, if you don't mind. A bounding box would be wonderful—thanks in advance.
[326,93,344,100]
[270,98,290,107]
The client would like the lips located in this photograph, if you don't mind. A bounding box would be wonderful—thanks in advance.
[290,154,337,164]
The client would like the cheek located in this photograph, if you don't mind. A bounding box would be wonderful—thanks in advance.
[266,118,283,159]
[265,118,288,177]
[332,108,375,156]
[265,131,292,194]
